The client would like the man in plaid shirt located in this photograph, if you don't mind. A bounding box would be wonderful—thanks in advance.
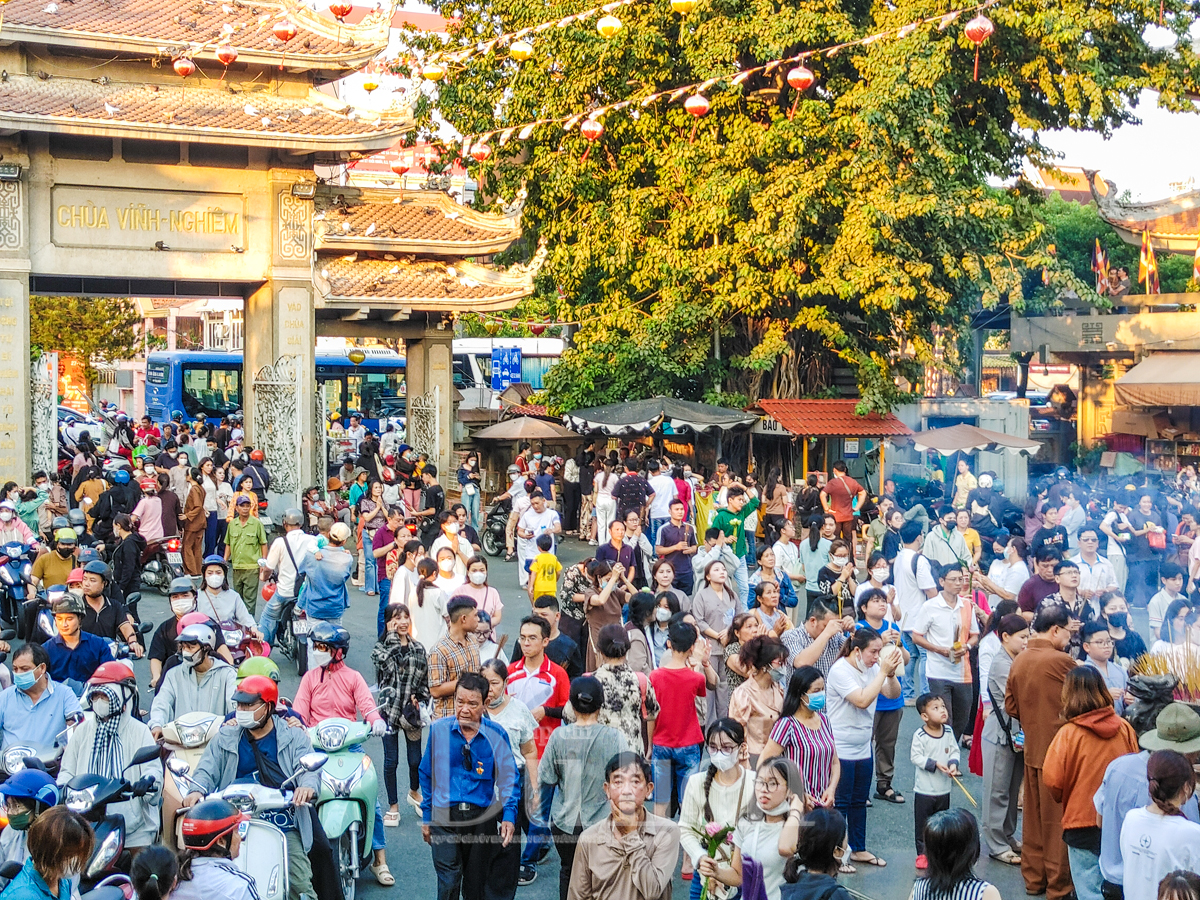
[428,596,481,719]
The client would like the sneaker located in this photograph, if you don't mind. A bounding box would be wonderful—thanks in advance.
[588,539,598,546]
[518,866,537,887]
[915,855,928,870]
[535,845,552,865]
[904,698,916,707]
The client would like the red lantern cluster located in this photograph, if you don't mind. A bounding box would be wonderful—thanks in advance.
[963,14,994,81]
[580,119,604,141]
[787,65,814,92]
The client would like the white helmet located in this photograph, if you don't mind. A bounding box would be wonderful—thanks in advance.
[978,474,993,489]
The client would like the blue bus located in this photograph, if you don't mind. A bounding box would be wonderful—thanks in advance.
[144,349,407,430]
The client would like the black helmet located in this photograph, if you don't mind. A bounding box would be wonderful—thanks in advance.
[181,798,245,851]
[1055,466,1071,481]
[310,621,350,653]
[82,560,112,582]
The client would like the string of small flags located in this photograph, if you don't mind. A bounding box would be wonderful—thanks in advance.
[448,0,1000,160]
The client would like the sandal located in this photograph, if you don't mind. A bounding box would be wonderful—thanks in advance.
[370,863,395,886]
[991,850,1022,866]
[850,853,887,868]
[383,811,400,827]
[874,788,905,804]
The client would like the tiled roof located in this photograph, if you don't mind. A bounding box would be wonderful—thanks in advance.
[316,255,537,311]
[0,74,409,149]
[503,403,548,418]
[755,399,912,437]
[315,193,521,254]
[0,0,389,69]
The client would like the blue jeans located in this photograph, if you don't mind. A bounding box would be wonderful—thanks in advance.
[651,743,703,810]
[257,592,291,646]
[204,511,220,557]
[649,518,669,546]
[517,772,552,868]
[730,556,750,610]
[746,533,756,569]
[834,756,873,852]
[902,631,928,701]
[1067,846,1104,900]
[376,578,391,638]
[363,542,378,593]
[463,489,481,533]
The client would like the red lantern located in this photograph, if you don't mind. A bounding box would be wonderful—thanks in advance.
[580,119,604,141]
[274,19,297,42]
[390,156,411,176]
[787,65,814,92]
[173,57,196,78]
[684,93,710,118]
[470,143,491,163]
[530,323,547,336]
[329,0,353,20]
[963,14,994,81]
[217,45,238,66]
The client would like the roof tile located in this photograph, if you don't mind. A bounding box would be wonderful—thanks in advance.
[755,399,911,437]
[319,256,533,308]
[316,195,520,248]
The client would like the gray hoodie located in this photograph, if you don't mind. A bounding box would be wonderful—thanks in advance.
[149,659,236,730]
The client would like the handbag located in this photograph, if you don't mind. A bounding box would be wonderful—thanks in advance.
[1149,529,1167,551]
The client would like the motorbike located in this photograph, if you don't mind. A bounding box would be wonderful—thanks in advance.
[481,498,511,558]
[166,752,328,900]
[140,537,187,594]
[309,719,379,900]
[270,599,308,676]
[64,745,161,892]
[220,620,270,665]
[0,541,33,626]
[158,711,224,853]
[1,713,83,777]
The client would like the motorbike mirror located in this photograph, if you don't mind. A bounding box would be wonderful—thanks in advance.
[125,592,142,607]
[0,862,21,881]
[128,745,161,767]
[166,757,191,777]
[0,629,15,641]
[298,752,328,773]
[138,621,154,635]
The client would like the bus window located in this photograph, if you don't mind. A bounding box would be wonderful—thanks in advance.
[319,376,345,421]
[453,358,476,388]
[181,366,241,417]
[147,362,170,385]
[350,372,405,419]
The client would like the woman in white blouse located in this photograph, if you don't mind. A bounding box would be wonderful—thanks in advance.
[977,535,1029,609]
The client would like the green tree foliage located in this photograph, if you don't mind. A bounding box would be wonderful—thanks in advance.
[30,296,143,389]
[400,0,1200,412]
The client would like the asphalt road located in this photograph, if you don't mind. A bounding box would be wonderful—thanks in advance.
[127,538,1042,900]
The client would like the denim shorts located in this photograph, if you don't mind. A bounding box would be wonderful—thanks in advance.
[651,743,703,808]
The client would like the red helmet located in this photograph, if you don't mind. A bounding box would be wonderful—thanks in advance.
[177,611,216,636]
[181,798,247,851]
[139,478,157,492]
[250,450,265,462]
[233,674,278,706]
[90,661,136,687]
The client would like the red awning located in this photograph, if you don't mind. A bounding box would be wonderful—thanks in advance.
[755,399,912,438]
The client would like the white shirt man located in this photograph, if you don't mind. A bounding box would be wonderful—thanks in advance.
[1071,528,1119,603]
[647,471,677,522]
[894,542,937,632]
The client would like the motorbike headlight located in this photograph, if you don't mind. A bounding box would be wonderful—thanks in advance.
[224,790,256,814]
[3,747,32,774]
[0,569,14,586]
[177,718,217,748]
[65,786,95,813]
[322,765,365,799]
[19,562,31,581]
[223,630,243,645]
[86,828,124,878]
[316,723,347,753]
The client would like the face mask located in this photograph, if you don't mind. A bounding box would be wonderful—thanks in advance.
[655,607,671,623]
[205,573,224,589]
[831,556,849,567]
[807,691,826,711]
[13,669,37,691]
[468,570,487,586]
[1107,612,1128,628]
[488,694,505,709]
[763,798,792,816]
[91,697,114,720]
[312,648,333,668]
[438,558,455,573]
[0,512,12,522]
[709,750,740,772]
[6,811,32,831]
[144,466,155,475]
[871,568,889,582]
[181,649,203,669]
[171,597,195,616]
[56,548,73,559]
[235,709,261,729]
[445,523,459,535]
[73,525,84,535]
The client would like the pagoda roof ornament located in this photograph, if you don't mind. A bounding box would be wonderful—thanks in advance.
[1088,170,1200,252]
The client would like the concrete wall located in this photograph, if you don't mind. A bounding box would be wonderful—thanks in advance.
[889,398,1032,500]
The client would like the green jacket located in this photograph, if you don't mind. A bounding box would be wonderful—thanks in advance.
[711,497,760,560]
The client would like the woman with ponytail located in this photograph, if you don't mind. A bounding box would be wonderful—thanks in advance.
[131,846,178,900]
[679,719,753,900]
[1120,750,1200,900]
[407,556,448,647]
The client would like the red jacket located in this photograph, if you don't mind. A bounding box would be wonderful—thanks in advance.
[1043,706,1139,830]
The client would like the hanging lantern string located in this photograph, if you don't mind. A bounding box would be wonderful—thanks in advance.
[454,0,1000,151]
[410,0,645,69]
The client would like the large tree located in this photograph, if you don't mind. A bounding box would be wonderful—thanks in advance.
[30,296,143,391]
[400,0,1200,412]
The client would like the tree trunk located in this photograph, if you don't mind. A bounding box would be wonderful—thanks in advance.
[1015,352,1034,399]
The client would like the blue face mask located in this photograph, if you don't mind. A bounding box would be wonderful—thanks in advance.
[13,668,38,692]
[806,691,826,712]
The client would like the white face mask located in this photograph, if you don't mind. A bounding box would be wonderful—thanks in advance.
[90,697,113,720]
[205,573,224,589]
[0,511,11,522]
[445,523,459,535]
[871,567,889,582]
[181,649,203,669]
[709,750,740,772]
[144,466,155,475]
[311,648,333,668]
[655,607,671,623]
[438,558,455,573]
[235,708,261,729]
[468,570,487,585]
[763,798,791,816]
[831,556,849,567]
[171,597,195,616]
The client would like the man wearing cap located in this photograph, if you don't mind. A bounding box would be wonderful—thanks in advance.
[296,522,354,656]
[428,596,481,720]
[225,494,267,617]
[30,528,77,593]
[1094,702,1200,900]
[44,595,114,694]
[260,509,316,646]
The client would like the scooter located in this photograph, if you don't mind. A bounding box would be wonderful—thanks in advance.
[0,541,33,626]
[64,745,162,891]
[309,718,379,900]
[1,713,84,777]
[167,752,328,900]
[220,621,270,665]
[139,537,186,594]
[158,711,224,853]
[481,498,511,558]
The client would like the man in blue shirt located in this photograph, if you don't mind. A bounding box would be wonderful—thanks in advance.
[297,522,353,628]
[0,643,82,751]
[44,594,114,695]
[419,671,519,900]
[1094,702,1200,900]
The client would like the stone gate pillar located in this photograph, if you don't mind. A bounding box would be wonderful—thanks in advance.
[0,154,33,483]
[403,320,454,480]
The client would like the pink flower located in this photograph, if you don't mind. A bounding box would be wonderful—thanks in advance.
[725,831,734,844]
[704,821,722,837]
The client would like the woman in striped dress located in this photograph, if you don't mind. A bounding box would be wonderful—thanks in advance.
[760,664,838,808]
[909,809,1000,900]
